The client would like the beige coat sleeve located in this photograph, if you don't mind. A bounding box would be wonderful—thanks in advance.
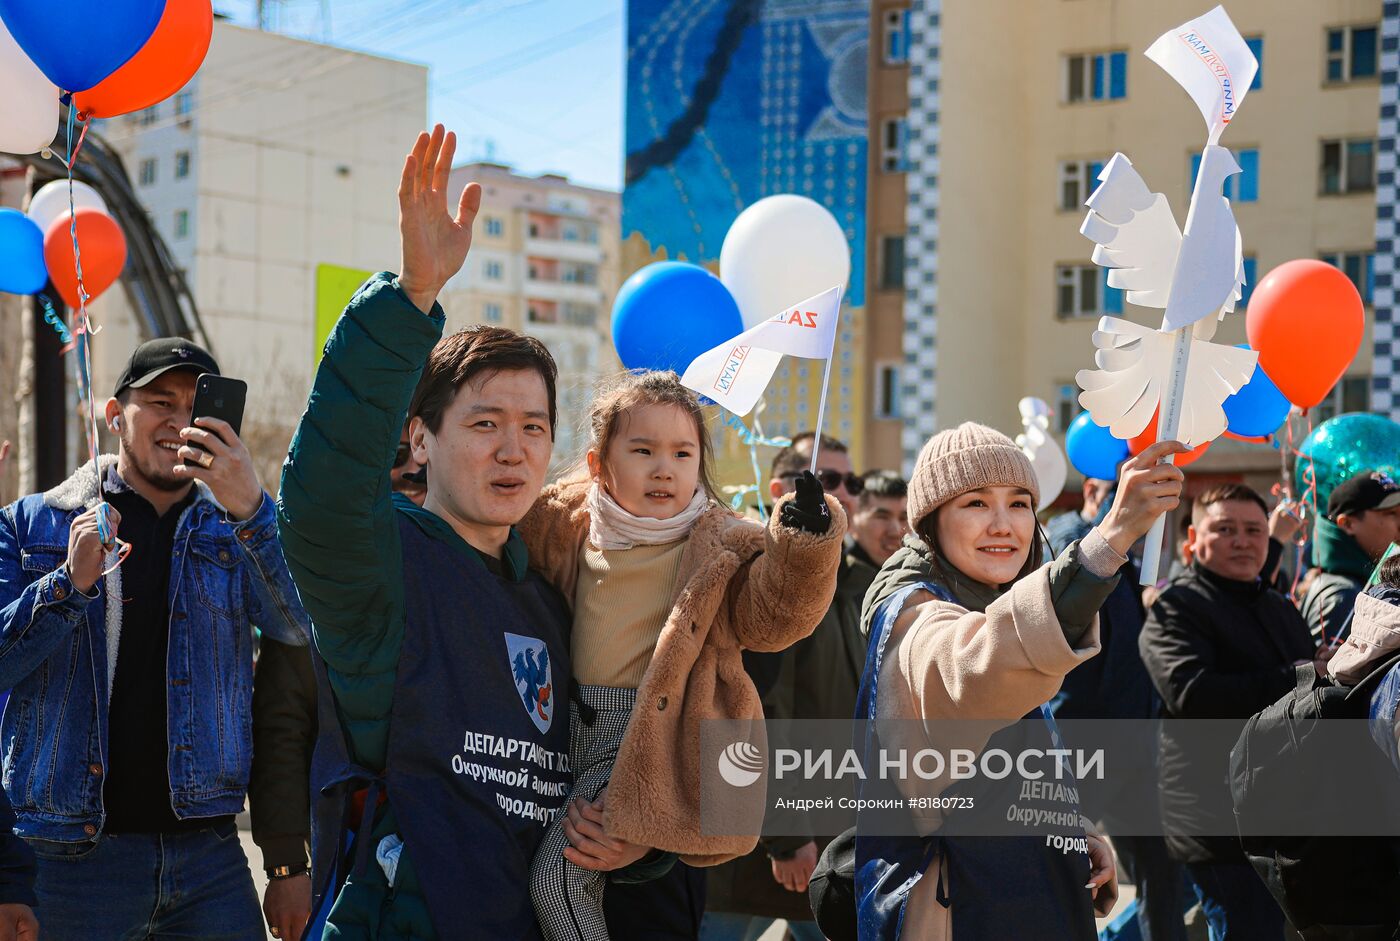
[892,565,1102,723]
[725,492,847,652]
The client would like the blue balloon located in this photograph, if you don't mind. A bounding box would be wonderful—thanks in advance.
[0,208,47,295]
[1223,345,1292,438]
[1065,412,1130,480]
[611,262,744,373]
[0,0,164,93]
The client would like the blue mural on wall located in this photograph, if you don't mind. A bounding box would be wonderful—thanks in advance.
[624,0,869,307]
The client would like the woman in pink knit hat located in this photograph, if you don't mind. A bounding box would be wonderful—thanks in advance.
[848,422,1186,941]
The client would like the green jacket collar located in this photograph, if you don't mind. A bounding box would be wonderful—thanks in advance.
[392,493,530,582]
[1312,514,1375,582]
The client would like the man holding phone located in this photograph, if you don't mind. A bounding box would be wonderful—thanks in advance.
[0,337,310,940]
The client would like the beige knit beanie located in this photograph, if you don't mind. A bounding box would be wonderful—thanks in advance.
[907,422,1040,534]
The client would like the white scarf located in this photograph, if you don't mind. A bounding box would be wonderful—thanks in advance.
[586,481,709,550]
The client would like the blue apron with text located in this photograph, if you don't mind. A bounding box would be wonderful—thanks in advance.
[854,583,1098,941]
[312,517,573,940]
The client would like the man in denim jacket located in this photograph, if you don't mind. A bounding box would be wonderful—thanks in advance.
[0,338,310,940]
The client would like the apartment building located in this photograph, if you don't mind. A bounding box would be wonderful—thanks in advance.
[439,162,620,468]
[89,19,428,480]
[886,0,1389,483]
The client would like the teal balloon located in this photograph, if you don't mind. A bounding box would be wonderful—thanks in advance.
[1295,413,1400,510]
[1066,412,1129,480]
[0,207,46,294]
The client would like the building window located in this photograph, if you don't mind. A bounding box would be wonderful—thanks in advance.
[561,263,597,285]
[175,91,193,117]
[1326,25,1378,83]
[173,209,189,240]
[1056,383,1078,433]
[880,236,905,291]
[1321,138,1375,194]
[582,223,599,244]
[484,216,503,237]
[564,303,597,327]
[1244,36,1264,90]
[174,151,190,179]
[1240,255,1258,306]
[1059,159,1105,211]
[483,302,503,323]
[874,363,901,419]
[139,158,157,186]
[1191,147,1259,202]
[883,8,910,65]
[881,117,909,172]
[1313,374,1372,423]
[140,106,158,126]
[484,260,503,281]
[1065,51,1127,103]
[1056,264,1122,318]
[1319,251,1376,304]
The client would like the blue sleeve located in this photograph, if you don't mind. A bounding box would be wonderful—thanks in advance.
[232,493,310,646]
[0,503,98,689]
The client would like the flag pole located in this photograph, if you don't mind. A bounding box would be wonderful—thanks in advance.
[808,287,844,473]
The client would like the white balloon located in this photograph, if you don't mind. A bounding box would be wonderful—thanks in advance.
[1016,397,1069,512]
[720,195,851,329]
[27,180,108,237]
[0,20,57,155]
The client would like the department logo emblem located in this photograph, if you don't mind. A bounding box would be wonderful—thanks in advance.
[505,632,553,734]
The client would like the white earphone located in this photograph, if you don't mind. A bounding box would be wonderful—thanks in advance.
[110,416,122,432]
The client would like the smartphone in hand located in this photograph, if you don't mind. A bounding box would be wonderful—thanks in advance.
[184,374,247,466]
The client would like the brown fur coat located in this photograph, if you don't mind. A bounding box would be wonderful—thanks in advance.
[518,480,845,865]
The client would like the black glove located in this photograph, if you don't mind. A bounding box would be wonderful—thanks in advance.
[780,470,831,535]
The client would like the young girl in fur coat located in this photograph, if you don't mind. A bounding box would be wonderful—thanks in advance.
[518,371,846,941]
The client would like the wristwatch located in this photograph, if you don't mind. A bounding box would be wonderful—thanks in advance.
[266,865,309,880]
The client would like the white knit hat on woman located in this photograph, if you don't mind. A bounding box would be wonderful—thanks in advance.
[907,422,1040,534]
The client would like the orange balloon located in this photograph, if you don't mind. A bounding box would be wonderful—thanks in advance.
[1128,407,1211,467]
[73,0,213,119]
[43,209,127,309]
[1245,259,1364,410]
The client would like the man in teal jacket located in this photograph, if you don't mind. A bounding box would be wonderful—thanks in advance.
[1304,472,1400,640]
[277,126,651,940]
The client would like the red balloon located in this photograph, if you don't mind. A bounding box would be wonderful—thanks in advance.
[1128,407,1211,467]
[1245,259,1364,410]
[43,209,127,309]
[73,0,213,120]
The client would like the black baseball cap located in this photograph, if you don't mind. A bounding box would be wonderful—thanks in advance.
[1328,471,1400,520]
[113,337,220,397]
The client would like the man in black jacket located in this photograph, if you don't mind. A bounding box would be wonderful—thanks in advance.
[1140,483,1320,941]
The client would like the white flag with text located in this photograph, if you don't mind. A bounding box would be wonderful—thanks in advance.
[680,285,843,416]
[1145,5,1258,144]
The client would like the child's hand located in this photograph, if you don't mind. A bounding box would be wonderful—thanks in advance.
[779,470,831,535]
[562,790,650,872]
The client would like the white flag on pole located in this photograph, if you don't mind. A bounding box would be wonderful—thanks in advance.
[680,284,843,416]
[1146,5,1258,144]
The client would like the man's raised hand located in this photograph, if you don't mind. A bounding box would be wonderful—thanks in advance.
[397,124,483,314]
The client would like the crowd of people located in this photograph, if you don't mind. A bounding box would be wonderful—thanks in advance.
[0,125,1398,941]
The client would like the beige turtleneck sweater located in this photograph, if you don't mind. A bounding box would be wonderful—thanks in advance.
[570,539,687,688]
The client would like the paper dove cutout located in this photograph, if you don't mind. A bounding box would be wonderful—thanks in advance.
[1015,397,1068,512]
[1080,152,1244,325]
[1076,317,1257,447]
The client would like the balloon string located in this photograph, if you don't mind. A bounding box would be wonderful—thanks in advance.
[63,104,128,570]
[719,410,791,523]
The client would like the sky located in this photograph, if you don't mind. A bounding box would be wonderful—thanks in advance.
[216,0,626,191]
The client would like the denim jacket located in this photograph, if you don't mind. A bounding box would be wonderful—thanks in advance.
[0,456,310,843]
